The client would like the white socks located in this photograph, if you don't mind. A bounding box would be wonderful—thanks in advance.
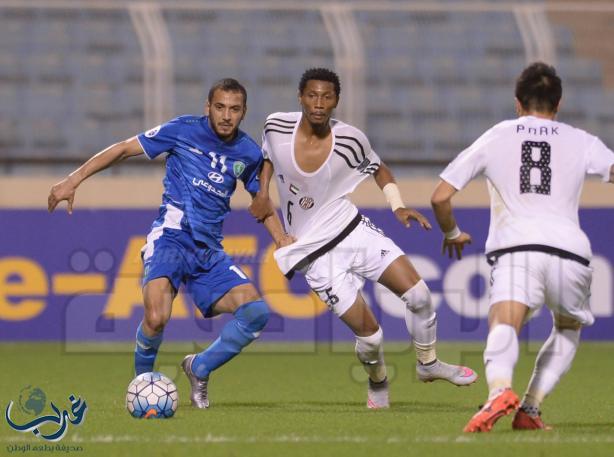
[522,327,581,410]
[484,324,518,399]
[401,280,437,364]
[355,327,387,383]
[484,323,581,410]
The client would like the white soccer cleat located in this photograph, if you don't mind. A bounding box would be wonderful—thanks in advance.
[367,377,389,409]
[416,360,478,386]
[181,354,210,409]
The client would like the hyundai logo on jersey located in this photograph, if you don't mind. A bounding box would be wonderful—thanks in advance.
[207,171,224,184]
[299,197,314,210]
[192,178,229,197]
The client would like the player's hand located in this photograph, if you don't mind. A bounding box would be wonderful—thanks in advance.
[442,232,472,260]
[249,194,274,222]
[275,233,296,249]
[394,208,432,230]
[48,177,77,214]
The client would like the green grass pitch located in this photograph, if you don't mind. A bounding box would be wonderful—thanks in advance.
[1,342,612,456]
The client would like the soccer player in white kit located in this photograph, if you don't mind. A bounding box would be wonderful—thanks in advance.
[431,62,614,432]
[250,68,477,409]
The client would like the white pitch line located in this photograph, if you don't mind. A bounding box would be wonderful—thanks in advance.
[416,435,614,444]
[1,434,613,445]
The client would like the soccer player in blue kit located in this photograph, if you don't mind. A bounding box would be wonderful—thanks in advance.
[48,78,291,409]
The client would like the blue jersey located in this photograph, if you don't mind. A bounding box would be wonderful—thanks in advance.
[137,115,262,250]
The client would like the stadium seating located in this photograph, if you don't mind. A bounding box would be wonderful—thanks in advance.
[0,4,613,173]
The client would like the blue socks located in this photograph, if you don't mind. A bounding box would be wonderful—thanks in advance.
[134,321,164,375]
[191,300,269,379]
[134,300,269,377]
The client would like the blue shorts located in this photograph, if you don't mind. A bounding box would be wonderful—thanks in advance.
[141,228,251,318]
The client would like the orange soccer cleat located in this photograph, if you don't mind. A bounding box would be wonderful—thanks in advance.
[512,409,553,431]
[463,388,520,433]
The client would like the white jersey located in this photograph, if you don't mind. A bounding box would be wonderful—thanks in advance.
[262,112,381,276]
[441,115,614,260]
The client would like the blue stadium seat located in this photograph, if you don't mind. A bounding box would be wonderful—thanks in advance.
[1,5,613,171]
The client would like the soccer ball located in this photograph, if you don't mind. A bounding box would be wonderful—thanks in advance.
[125,372,178,419]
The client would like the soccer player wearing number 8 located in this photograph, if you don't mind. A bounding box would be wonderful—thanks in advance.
[250,68,478,409]
[48,79,292,409]
[431,62,614,432]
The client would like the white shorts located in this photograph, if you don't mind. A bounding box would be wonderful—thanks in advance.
[489,251,594,326]
[302,216,405,316]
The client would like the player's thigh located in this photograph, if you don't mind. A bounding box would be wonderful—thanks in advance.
[377,255,422,296]
[188,251,255,318]
[488,300,530,333]
[489,251,547,329]
[211,283,261,315]
[553,312,583,331]
[142,228,191,295]
[141,230,190,326]
[142,277,175,329]
[349,218,415,294]
[339,292,380,337]
[304,249,364,318]
[545,257,594,326]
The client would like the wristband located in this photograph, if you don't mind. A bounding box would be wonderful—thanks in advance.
[445,225,462,240]
[382,183,405,212]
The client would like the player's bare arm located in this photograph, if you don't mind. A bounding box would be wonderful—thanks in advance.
[430,179,472,260]
[610,164,614,183]
[261,210,296,248]
[250,191,295,248]
[373,162,431,230]
[249,159,275,221]
[48,136,144,214]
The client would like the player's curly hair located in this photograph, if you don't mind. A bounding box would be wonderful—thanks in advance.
[299,68,341,98]
[515,62,562,113]
[208,78,247,106]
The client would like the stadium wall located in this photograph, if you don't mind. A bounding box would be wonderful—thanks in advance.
[1,177,613,342]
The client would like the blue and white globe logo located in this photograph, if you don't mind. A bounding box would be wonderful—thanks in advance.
[18,386,46,416]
